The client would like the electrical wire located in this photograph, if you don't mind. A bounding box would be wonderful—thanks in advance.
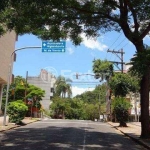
[113,37,126,49]
[105,33,122,60]
[121,42,128,49]
[109,33,123,49]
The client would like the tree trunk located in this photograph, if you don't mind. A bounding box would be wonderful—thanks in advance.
[119,121,127,127]
[140,69,150,138]
[133,41,150,138]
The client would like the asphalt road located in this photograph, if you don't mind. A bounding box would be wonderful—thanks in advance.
[0,119,147,150]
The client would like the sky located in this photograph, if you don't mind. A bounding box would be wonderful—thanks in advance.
[13,31,150,97]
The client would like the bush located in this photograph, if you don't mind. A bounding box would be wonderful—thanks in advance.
[7,100,28,124]
[112,97,131,127]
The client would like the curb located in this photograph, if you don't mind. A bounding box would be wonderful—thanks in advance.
[0,119,39,133]
[108,122,150,150]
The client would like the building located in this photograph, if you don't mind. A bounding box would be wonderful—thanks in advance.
[0,31,17,114]
[27,69,56,110]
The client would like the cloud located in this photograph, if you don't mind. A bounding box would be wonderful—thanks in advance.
[81,33,108,51]
[67,47,74,55]
[72,86,94,97]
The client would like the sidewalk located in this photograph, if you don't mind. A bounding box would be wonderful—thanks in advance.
[0,116,39,132]
[108,122,150,149]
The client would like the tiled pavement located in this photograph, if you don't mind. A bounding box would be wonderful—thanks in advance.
[0,116,39,132]
[108,122,150,149]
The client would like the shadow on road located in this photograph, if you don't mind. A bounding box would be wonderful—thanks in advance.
[0,122,144,150]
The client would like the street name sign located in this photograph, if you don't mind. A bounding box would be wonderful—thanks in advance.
[42,40,66,52]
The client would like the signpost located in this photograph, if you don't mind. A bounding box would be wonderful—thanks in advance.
[42,40,66,52]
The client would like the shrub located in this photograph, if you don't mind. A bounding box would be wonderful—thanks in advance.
[7,100,28,124]
[112,97,131,127]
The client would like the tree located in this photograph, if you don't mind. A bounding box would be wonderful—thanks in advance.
[112,97,131,127]
[109,72,139,97]
[2,0,150,138]
[7,100,28,124]
[2,76,45,115]
[55,76,72,98]
[93,59,113,81]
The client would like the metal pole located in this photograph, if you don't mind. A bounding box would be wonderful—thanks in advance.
[3,46,41,126]
[3,64,12,125]
[24,71,28,103]
[121,49,124,73]
[0,84,4,114]
[99,93,100,120]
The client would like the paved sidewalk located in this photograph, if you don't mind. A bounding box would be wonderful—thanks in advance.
[108,122,150,149]
[0,116,39,132]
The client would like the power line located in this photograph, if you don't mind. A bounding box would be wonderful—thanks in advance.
[121,42,128,48]
[105,33,122,60]
[109,33,122,49]
[113,38,126,49]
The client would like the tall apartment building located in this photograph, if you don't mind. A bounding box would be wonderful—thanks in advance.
[0,31,17,114]
[27,69,56,110]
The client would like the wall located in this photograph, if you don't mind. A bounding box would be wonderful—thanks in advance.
[0,31,16,84]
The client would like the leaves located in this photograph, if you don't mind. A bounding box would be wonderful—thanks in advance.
[7,100,28,124]
[93,59,113,81]
[109,73,139,97]
[112,97,131,126]
[54,76,72,98]
[129,48,150,77]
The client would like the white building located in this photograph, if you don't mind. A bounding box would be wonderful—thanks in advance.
[27,69,56,110]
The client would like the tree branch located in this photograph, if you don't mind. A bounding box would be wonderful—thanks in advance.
[126,0,139,32]
[139,23,150,40]
[118,0,133,42]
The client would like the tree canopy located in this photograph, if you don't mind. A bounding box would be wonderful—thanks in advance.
[109,72,139,97]
[93,59,113,81]
[54,76,72,98]
[3,76,45,102]
[1,0,150,46]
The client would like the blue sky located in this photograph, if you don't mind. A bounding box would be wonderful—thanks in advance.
[13,31,150,96]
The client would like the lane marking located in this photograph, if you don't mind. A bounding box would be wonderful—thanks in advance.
[83,123,87,150]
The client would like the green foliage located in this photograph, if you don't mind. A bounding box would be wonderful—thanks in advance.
[54,76,72,98]
[2,76,45,103]
[109,73,139,97]
[93,59,113,81]
[112,97,131,126]
[129,48,150,77]
[75,84,107,106]
[26,85,45,101]
[3,0,150,46]
[51,84,107,120]
[7,100,28,124]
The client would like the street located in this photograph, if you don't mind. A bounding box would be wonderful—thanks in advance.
[0,119,147,150]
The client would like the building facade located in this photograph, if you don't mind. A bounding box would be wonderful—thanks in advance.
[0,31,17,114]
[27,69,56,110]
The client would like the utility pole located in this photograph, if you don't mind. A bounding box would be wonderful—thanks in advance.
[107,49,125,73]
[24,71,28,103]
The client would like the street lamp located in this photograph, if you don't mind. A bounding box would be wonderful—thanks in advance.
[3,46,41,126]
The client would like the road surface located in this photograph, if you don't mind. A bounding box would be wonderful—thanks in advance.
[0,119,147,150]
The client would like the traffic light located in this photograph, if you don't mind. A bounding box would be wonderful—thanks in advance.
[94,73,100,79]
